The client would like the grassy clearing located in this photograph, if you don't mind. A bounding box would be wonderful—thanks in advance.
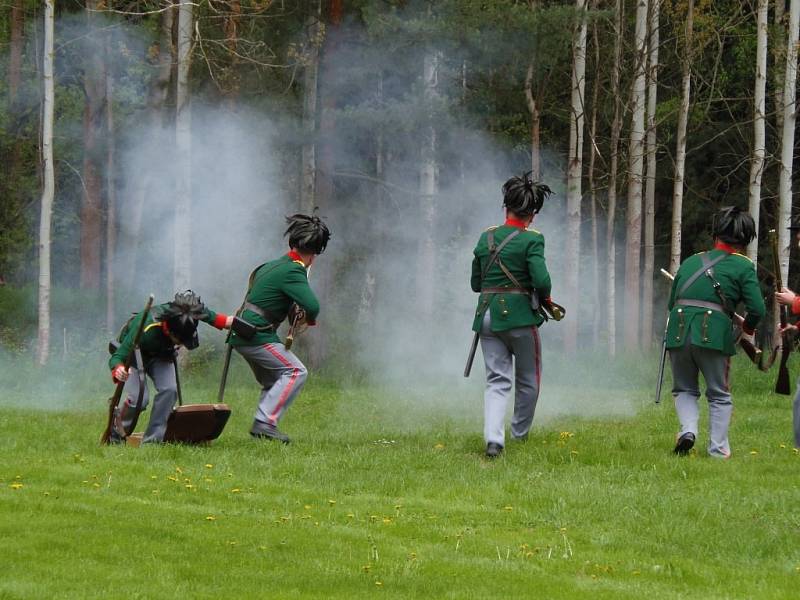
[1,353,799,599]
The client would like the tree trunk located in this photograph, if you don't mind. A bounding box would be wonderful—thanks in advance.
[106,39,117,332]
[417,50,439,321]
[670,0,694,276]
[174,0,193,291]
[642,0,660,348]
[80,0,106,290]
[778,0,799,285]
[125,3,174,280]
[748,0,769,263]
[9,0,23,110]
[775,0,786,135]
[300,0,322,213]
[623,0,649,351]
[223,0,242,105]
[607,0,624,356]
[564,0,587,354]
[588,1,601,347]
[37,0,55,366]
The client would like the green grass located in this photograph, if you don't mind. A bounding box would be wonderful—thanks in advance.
[1,352,799,599]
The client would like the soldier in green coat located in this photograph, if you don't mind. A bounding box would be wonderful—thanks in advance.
[470,172,554,457]
[109,291,232,444]
[229,214,330,443]
[666,207,765,458]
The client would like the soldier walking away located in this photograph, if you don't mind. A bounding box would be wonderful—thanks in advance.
[470,172,554,458]
[773,213,800,448]
[229,214,330,443]
[108,291,233,444]
[666,207,765,458]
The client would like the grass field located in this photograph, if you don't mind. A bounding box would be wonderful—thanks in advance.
[1,351,799,599]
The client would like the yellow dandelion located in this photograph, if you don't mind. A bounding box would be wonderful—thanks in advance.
[167,476,178,482]
[93,483,100,488]
[175,467,183,474]
[394,504,402,510]
[750,450,758,455]
[503,506,513,511]
[150,475,157,480]
[10,483,23,490]
[382,517,392,524]
[570,450,579,455]
[204,478,213,483]
[328,499,336,506]
[231,488,241,494]
[152,490,159,494]
[780,444,787,449]
[375,581,383,587]
[206,515,216,521]
[361,564,371,573]
[304,504,312,510]
[43,492,50,497]
[205,464,213,469]
[347,513,355,518]
[434,443,445,449]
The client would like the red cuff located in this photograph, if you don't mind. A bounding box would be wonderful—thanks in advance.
[791,296,800,315]
[742,322,755,335]
[212,314,228,329]
[307,320,317,327]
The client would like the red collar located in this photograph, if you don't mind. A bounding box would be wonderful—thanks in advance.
[714,241,738,254]
[505,218,528,229]
[287,250,306,265]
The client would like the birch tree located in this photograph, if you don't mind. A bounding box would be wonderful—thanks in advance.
[174,0,194,291]
[606,0,624,355]
[564,0,587,353]
[778,0,800,285]
[669,0,694,276]
[106,38,117,331]
[417,49,439,320]
[524,0,542,180]
[623,0,649,350]
[642,0,660,348]
[37,0,55,366]
[588,0,600,346]
[774,0,786,136]
[747,0,769,263]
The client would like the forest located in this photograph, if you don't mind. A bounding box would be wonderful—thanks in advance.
[1,0,798,367]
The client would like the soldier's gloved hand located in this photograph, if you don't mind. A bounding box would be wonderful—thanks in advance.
[224,315,234,329]
[112,365,129,383]
[780,322,799,336]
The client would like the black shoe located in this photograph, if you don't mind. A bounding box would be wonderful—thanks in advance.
[673,432,695,456]
[485,442,503,458]
[250,420,290,444]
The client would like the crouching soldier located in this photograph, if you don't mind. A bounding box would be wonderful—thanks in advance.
[666,206,765,458]
[229,214,330,443]
[109,291,232,444]
[471,172,554,458]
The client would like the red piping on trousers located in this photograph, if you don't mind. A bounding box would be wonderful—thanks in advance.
[532,327,541,389]
[264,343,299,424]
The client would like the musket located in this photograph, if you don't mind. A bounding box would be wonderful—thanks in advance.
[759,229,792,394]
[101,294,154,445]
[659,268,761,364]
[463,332,480,378]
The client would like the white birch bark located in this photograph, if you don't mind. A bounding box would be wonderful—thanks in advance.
[37,0,55,366]
[623,0,649,350]
[174,0,193,291]
[588,2,600,347]
[747,0,769,263]
[642,0,659,348]
[564,0,587,353]
[775,0,786,136]
[300,0,321,213]
[669,0,693,276]
[607,0,624,356]
[778,0,800,285]
[417,50,439,320]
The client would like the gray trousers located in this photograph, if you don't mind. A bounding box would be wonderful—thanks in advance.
[118,358,177,444]
[235,343,308,426]
[669,341,732,458]
[479,312,542,447]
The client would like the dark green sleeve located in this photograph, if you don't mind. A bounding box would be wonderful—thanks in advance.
[526,235,551,298]
[108,311,147,371]
[740,263,766,331]
[283,266,320,321]
[471,254,481,292]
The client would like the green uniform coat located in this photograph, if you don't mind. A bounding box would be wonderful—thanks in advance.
[471,224,552,332]
[666,248,765,356]
[230,254,320,347]
[108,303,226,370]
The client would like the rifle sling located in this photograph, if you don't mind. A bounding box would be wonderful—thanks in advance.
[677,252,728,298]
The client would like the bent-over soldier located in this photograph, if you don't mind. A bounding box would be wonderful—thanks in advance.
[471,172,554,458]
[109,291,232,444]
[666,206,765,458]
[229,214,330,443]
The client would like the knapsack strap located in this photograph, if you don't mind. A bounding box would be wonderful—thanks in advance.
[481,229,521,282]
[677,252,728,298]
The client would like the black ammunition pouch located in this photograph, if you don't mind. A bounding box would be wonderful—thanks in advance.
[231,316,257,340]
